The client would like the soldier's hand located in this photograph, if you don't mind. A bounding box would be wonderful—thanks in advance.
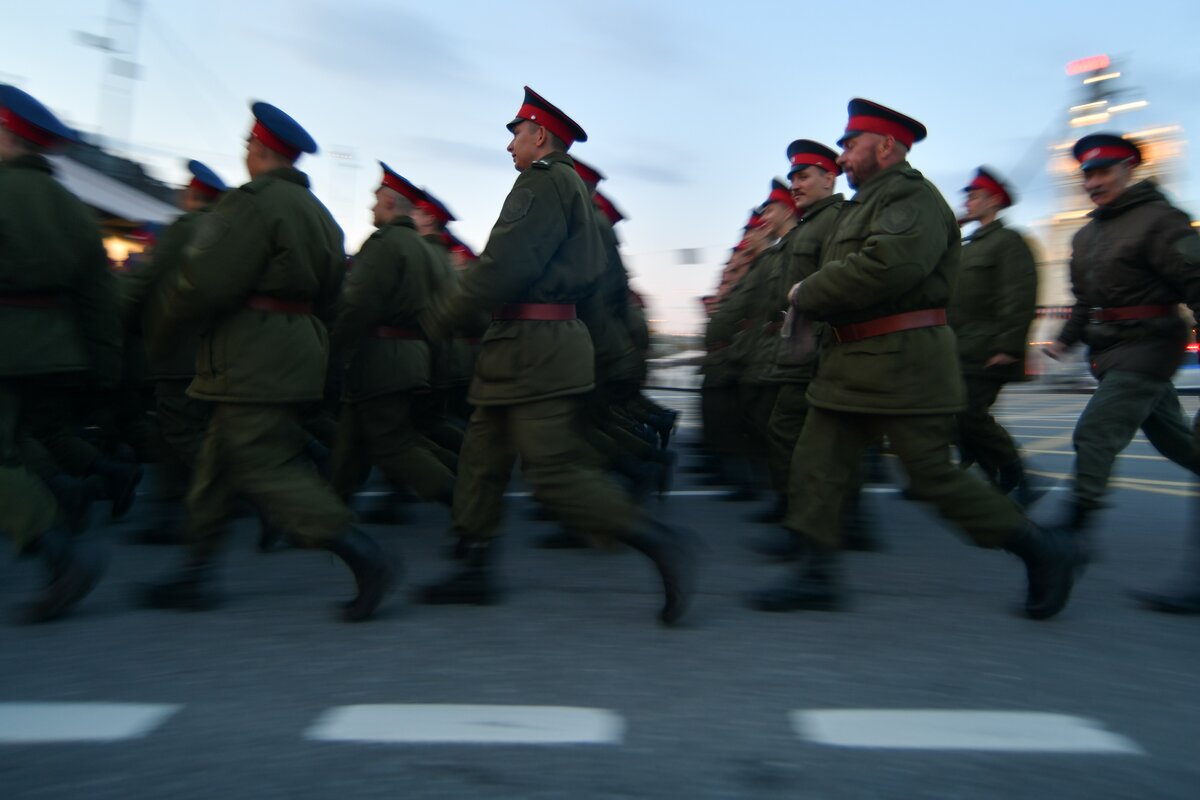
[985,353,1018,368]
[1042,341,1068,361]
[787,281,803,307]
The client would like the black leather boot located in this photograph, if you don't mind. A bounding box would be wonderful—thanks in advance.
[1005,523,1076,620]
[139,553,220,612]
[419,541,499,605]
[91,455,143,519]
[256,509,287,553]
[324,527,395,622]
[1059,502,1096,570]
[533,529,588,549]
[744,543,844,612]
[998,460,1051,510]
[620,521,697,626]
[18,528,105,624]
[46,474,105,534]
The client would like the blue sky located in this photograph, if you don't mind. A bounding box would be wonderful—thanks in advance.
[5,0,1199,332]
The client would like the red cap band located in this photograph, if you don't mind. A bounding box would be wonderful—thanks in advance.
[790,152,838,175]
[1078,144,1139,166]
[416,199,450,225]
[251,121,301,161]
[515,103,577,147]
[381,171,422,203]
[767,186,796,209]
[845,115,916,149]
[967,174,1011,207]
[188,177,221,200]
[0,107,56,147]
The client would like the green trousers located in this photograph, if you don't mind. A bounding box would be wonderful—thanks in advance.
[452,396,638,542]
[331,392,456,503]
[956,377,1020,475]
[767,382,810,491]
[1072,369,1200,509]
[787,406,1021,549]
[0,384,57,548]
[184,403,352,554]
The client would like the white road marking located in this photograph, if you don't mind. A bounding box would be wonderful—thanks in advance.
[306,704,624,745]
[0,703,182,743]
[792,710,1144,754]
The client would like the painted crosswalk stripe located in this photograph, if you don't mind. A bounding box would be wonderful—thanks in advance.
[792,710,1143,754]
[306,705,624,745]
[0,703,182,743]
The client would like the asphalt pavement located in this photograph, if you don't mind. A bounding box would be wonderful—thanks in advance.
[1,386,1198,799]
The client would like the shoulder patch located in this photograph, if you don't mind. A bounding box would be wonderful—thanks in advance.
[879,203,918,235]
[500,187,535,223]
[531,159,551,170]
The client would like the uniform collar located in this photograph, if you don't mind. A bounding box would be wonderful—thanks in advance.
[799,192,843,220]
[849,160,909,202]
[966,218,1005,242]
[261,165,310,188]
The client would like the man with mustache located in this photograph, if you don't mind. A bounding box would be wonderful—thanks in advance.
[748,99,1076,619]
[1044,133,1200,600]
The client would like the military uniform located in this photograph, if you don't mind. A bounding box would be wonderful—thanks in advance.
[329,166,456,505]
[949,168,1038,492]
[749,99,1074,619]
[0,84,107,621]
[1053,135,1200,532]
[143,102,392,621]
[419,87,693,625]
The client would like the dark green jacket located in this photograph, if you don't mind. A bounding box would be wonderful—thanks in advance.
[724,252,770,376]
[763,194,844,384]
[332,216,437,401]
[794,161,964,415]
[581,206,640,384]
[948,219,1038,381]
[0,154,120,384]
[420,233,473,391]
[423,151,602,406]
[121,208,207,380]
[1057,180,1200,381]
[149,166,345,404]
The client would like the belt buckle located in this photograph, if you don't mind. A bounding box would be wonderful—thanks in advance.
[1088,307,1103,325]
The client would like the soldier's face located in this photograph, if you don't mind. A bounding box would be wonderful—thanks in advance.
[761,200,794,236]
[507,120,541,172]
[412,206,436,236]
[1082,161,1134,207]
[789,166,835,211]
[963,188,1000,222]
[837,134,883,190]
[371,188,392,228]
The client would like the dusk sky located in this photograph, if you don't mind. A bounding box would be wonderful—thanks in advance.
[5,0,1199,333]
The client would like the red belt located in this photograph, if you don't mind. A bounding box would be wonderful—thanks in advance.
[464,337,482,346]
[832,309,947,344]
[371,325,423,340]
[245,295,313,315]
[1089,304,1176,323]
[0,294,60,309]
[492,303,576,321]
[707,341,730,352]
[764,321,782,335]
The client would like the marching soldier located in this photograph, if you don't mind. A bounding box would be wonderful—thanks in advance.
[121,159,227,541]
[328,163,456,508]
[141,101,393,621]
[759,141,845,525]
[747,99,1076,619]
[1043,134,1200,574]
[418,86,694,625]
[738,178,799,519]
[0,84,109,621]
[950,167,1040,503]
